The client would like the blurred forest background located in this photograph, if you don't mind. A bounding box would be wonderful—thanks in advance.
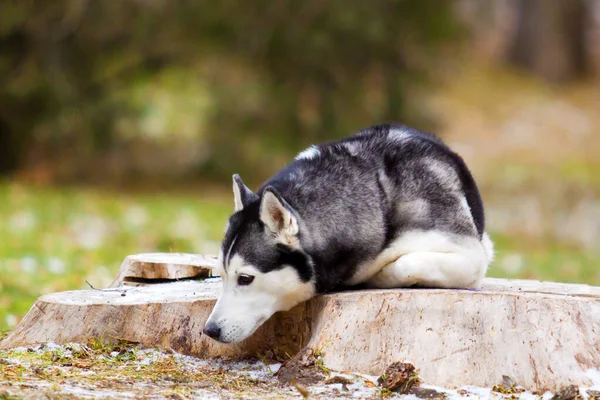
[1,0,600,331]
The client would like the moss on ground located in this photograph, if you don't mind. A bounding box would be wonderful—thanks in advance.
[2,341,599,399]
[0,341,381,399]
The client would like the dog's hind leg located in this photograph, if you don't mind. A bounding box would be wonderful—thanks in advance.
[365,246,489,289]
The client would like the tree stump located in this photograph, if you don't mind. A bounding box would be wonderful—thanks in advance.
[2,253,600,392]
[109,253,217,287]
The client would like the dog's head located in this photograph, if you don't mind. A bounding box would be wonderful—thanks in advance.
[202,175,316,343]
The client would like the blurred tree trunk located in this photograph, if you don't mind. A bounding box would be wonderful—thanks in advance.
[0,121,20,174]
[0,129,33,175]
[0,113,34,175]
[508,0,588,82]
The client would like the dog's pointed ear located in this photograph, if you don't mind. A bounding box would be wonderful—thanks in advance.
[260,187,298,238]
[233,174,258,211]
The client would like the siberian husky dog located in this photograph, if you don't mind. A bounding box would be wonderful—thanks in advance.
[203,124,493,343]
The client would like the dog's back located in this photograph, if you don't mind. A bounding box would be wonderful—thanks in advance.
[261,124,492,291]
[205,123,493,343]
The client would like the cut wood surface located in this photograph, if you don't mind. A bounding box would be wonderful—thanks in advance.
[109,253,217,287]
[2,253,600,392]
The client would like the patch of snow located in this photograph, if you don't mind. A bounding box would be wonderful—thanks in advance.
[587,369,600,389]
[60,385,139,399]
[4,343,600,399]
[267,362,281,373]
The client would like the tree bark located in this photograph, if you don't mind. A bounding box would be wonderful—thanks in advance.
[508,0,588,82]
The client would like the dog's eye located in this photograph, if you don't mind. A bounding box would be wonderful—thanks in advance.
[237,274,255,286]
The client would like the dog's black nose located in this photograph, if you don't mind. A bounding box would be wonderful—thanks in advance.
[202,323,221,340]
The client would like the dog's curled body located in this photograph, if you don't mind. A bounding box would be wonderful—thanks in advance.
[204,124,493,343]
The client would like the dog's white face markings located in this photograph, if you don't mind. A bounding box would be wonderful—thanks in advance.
[295,145,320,161]
[205,254,315,343]
[206,179,315,343]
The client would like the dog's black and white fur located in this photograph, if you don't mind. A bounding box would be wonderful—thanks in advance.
[203,124,493,343]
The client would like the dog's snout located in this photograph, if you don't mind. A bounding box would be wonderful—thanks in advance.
[202,322,221,340]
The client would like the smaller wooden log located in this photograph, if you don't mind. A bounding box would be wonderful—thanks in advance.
[109,253,217,288]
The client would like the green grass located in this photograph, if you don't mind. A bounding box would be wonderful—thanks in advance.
[0,180,598,332]
[0,342,273,398]
[487,233,600,284]
[0,182,232,331]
